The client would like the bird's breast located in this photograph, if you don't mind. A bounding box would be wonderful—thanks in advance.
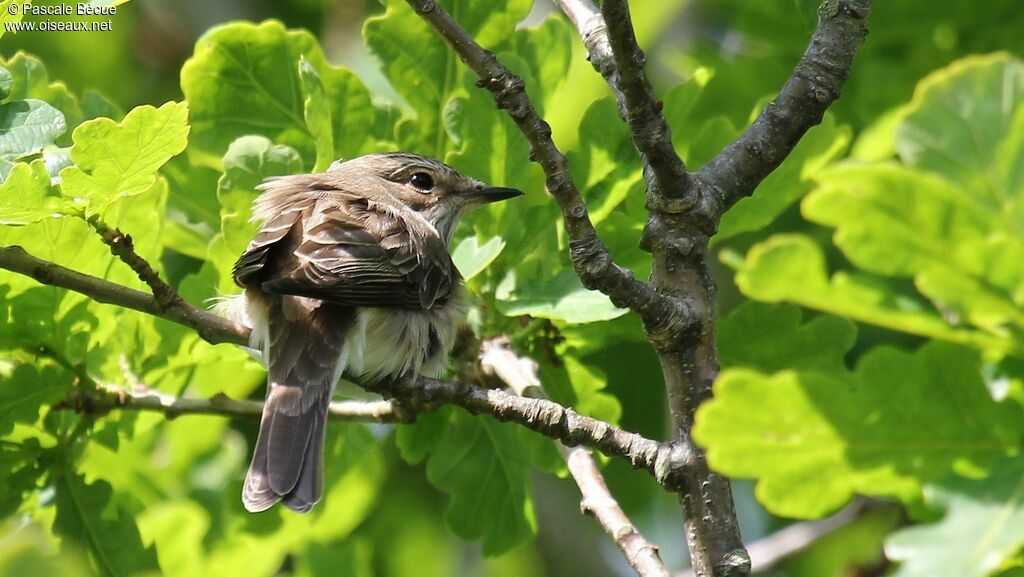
[347,285,466,382]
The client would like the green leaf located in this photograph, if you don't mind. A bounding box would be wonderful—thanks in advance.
[896,53,1024,204]
[497,269,628,324]
[297,540,374,577]
[0,99,66,162]
[452,236,505,281]
[718,302,856,373]
[159,154,220,235]
[695,342,1024,518]
[566,96,642,226]
[396,406,453,465]
[0,53,83,131]
[0,66,12,100]
[136,501,208,577]
[443,69,541,193]
[59,101,188,213]
[793,0,821,29]
[425,412,536,555]
[0,364,67,436]
[0,160,58,225]
[735,234,1017,354]
[0,4,23,42]
[0,178,166,370]
[299,57,334,173]
[886,456,1024,577]
[442,57,548,265]
[561,354,622,425]
[0,521,91,577]
[309,423,386,542]
[52,465,160,577]
[0,287,97,372]
[80,90,124,122]
[510,16,574,115]
[747,55,1024,357]
[0,439,44,518]
[181,20,376,168]
[364,0,532,153]
[805,164,1024,334]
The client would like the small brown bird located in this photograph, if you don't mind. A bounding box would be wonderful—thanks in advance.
[224,152,522,513]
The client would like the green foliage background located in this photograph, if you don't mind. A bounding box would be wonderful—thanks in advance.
[1,0,1023,576]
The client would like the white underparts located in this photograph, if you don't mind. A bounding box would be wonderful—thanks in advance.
[354,287,466,382]
[215,288,466,386]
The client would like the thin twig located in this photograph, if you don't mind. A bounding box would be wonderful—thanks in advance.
[0,246,248,347]
[481,337,670,577]
[88,216,182,310]
[569,449,670,577]
[383,375,689,483]
[63,381,398,422]
[401,0,692,339]
[695,0,872,218]
[0,244,687,485]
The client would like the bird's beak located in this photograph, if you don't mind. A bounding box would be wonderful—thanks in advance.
[461,186,524,203]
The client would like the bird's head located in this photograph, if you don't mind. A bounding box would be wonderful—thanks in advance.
[328,152,523,241]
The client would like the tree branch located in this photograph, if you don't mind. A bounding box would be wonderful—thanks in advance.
[380,375,688,484]
[0,244,689,486]
[695,0,872,218]
[88,216,182,311]
[599,0,693,207]
[401,0,692,339]
[568,449,671,577]
[480,337,670,577]
[64,381,398,422]
[677,501,881,577]
[558,2,749,574]
[0,245,248,347]
[559,2,873,575]
[556,0,693,212]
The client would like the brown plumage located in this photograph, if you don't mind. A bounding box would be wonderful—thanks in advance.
[227,152,522,513]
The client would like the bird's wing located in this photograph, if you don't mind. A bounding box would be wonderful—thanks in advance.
[233,195,455,310]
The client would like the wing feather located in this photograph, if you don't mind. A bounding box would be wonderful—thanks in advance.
[233,185,455,311]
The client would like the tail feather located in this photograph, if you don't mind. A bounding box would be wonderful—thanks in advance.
[282,409,326,513]
[241,417,279,512]
[241,295,354,514]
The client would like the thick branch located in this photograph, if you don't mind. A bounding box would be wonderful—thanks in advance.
[0,244,687,485]
[481,337,670,577]
[677,501,880,577]
[558,2,748,574]
[66,382,398,422]
[696,0,871,217]
[402,0,691,336]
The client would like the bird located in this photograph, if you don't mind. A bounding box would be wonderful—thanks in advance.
[221,152,522,513]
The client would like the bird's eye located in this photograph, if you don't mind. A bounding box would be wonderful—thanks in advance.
[410,172,435,191]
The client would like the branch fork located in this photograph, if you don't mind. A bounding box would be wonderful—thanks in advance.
[405,1,871,575]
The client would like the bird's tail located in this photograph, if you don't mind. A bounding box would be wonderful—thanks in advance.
[242,295,355,513]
